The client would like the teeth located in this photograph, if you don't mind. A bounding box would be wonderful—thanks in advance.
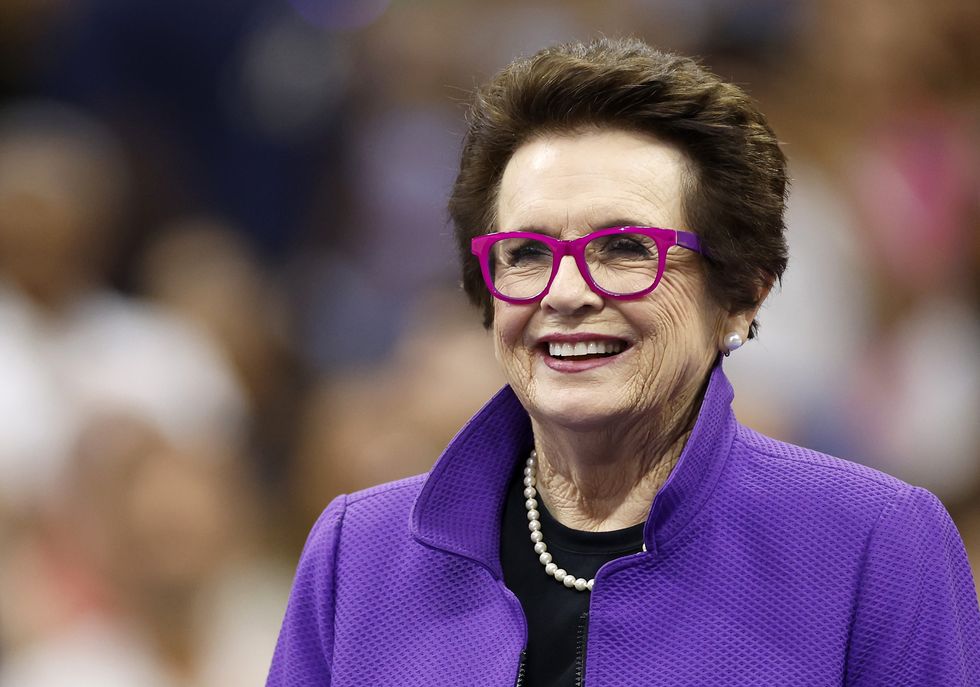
[547,340,624,357]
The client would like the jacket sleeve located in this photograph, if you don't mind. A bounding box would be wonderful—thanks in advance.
[845,485,980,686]
[267,494,347,687]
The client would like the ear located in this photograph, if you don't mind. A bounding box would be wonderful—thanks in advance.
[718,281,773,351]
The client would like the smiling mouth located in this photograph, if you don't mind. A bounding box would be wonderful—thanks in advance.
[544,339,628,361]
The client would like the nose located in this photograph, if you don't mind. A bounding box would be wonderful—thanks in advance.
[540,255,603,314]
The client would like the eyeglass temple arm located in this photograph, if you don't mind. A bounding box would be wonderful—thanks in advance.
[675,230,705,256]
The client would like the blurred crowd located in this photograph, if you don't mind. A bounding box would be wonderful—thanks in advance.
[0,0,977,684]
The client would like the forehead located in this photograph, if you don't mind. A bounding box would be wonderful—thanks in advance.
[496,128,691,234]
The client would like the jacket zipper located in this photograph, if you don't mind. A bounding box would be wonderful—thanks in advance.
[575,612,589,687]
[514,649,527,687]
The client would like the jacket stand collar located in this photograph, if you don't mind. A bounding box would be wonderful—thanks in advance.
[411,359,737,575]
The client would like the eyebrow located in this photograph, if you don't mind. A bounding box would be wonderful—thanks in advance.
[593,219,652,230]
[508,219,654,234]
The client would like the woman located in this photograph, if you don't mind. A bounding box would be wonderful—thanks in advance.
[268,39,980,686]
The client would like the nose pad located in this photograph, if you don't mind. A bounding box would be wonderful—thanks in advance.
[540,255,603,311]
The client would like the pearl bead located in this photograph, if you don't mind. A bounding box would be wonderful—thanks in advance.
[723,331,743,351]
[586,579,594,591]
[522,450,595,593]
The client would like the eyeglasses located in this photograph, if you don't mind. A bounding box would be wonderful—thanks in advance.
[470,226,703,304]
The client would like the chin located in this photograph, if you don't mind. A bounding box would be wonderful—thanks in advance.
[526,384,629,431]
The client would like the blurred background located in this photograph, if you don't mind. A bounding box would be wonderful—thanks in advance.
[0,0,977,684]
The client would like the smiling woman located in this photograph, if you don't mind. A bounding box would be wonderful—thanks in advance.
[268,38,980,686]
[488,130,728,453]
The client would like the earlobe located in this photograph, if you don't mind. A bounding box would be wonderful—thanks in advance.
[719,308,754,355]
[722,331,744,356]
[719,281,771,355]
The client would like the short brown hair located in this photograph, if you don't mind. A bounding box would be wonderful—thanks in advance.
[449,38,788,337]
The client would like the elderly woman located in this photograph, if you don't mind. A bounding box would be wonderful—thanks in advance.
[268,39,980,686]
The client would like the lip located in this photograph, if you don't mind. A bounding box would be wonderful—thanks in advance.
[533,332,632,373]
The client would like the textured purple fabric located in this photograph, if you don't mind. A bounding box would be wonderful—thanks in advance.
[268,363,980,685]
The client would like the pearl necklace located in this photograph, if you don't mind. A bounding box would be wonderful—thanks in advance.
[523,450,646,593]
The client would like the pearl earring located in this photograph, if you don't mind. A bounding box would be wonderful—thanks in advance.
[723,331,743,356]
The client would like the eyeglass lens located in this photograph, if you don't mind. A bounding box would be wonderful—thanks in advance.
[489,232,661,299]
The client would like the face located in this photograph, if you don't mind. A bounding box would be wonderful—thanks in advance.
[492,128,735,431]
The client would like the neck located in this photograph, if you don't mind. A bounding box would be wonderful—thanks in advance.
[530,378,706,532]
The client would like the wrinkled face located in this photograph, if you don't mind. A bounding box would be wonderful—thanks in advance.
[492,129,727,430]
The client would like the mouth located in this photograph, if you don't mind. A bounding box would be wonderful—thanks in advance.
[540,338,630,362]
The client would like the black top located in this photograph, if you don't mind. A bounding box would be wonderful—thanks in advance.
[500,460,645,687]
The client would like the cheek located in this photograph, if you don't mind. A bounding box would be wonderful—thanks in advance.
[491,302,532,368]
[650,271,719,345]
[626,281,720,390]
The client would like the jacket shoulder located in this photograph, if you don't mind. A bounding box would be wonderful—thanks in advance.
[294,474,427,559]
[346,473,428,505]
[340,473,428,526]
[729,423,909,521]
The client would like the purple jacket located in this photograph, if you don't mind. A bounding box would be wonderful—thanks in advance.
[268,363,980,685]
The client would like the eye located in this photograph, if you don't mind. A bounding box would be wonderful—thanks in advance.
[499,239,552,267]
[591,234,656,260]
[609,238,650,256]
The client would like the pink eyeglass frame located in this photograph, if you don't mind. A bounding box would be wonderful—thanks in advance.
[470,225,704,304]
